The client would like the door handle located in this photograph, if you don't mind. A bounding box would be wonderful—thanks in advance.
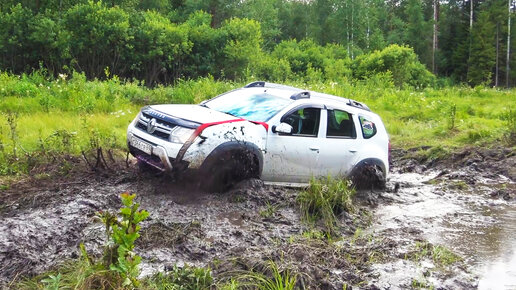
[309,146,320,152]
[349,149,357,153]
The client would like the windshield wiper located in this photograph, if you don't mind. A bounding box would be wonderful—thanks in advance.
[199,103,210,109]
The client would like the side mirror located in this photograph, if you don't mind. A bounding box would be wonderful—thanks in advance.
[272,122,293,134]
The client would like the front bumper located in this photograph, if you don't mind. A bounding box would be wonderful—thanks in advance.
[127,132,189,172]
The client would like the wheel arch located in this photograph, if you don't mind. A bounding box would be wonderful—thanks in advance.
[199,141,264,178]
[349,158,387,189]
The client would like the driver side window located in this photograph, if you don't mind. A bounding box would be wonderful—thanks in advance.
[281,107,320,137]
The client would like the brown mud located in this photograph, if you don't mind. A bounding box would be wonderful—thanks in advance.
[0,146,515,289]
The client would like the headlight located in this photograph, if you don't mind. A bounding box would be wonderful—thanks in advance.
[169,126,195,143]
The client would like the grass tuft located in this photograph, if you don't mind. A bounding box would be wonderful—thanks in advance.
[142,264,213,289]
[232,260,297,290]
[297,176,355,235]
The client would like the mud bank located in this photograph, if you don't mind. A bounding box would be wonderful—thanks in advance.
[0,146,515,288]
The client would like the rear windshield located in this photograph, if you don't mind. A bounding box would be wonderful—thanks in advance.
[204,90,293,122]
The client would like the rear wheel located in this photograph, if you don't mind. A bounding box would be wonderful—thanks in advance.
[350,163,386,190]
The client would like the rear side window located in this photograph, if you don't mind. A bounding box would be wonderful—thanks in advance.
[359,116,377,139]
[326,109,356,138]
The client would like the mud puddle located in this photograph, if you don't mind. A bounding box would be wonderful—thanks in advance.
[369,171,516,289]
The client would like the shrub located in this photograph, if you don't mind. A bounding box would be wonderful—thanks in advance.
[352,44,436,88]
[99,193,149,287]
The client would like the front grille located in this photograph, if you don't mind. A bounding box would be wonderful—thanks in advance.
[136,112,177,140]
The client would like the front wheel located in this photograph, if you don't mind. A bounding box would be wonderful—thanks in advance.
[200,151,259,193]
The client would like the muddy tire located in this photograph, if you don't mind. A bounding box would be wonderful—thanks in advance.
[350,163,386,190]
[200,151,259,193]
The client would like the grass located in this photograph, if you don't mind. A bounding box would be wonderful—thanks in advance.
[412,242,462,267]
[227,260,298,290]
[1,70,515,176]
[297,176,355,235]
[16,244,124,290]
[142,265,213,289]
[259,202,280,218]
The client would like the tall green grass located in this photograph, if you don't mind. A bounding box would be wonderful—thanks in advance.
[1,70,514,176]
[297,176,355,235]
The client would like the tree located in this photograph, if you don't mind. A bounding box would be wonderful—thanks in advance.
[405,0,431,67]
[468,10,496,85]
[64,2,131,79]
[235,0,280,49]
[129,11,192,85]
[220,18,262,80]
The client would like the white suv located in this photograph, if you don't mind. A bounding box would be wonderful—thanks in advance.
[127,82,389,190]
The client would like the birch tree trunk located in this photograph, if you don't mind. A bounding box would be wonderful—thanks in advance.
[432,0,439,74]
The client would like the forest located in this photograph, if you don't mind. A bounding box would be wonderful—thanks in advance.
[0,0,514,87]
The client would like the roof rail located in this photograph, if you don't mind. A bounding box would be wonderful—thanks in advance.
[347,99,371,111]
[291,91,310,100]
[243,81,303,91]
[244,81,265,88]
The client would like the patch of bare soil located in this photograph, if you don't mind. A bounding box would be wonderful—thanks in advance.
[0,146,514,288]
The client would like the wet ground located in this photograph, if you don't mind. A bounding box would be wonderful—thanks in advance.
[0,147,515,288]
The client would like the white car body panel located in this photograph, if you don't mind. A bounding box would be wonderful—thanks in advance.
[152,104,236,124]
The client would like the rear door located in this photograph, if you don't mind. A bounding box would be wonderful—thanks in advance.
[315,108,359,178]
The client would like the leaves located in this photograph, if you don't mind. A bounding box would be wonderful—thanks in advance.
[100,192,149,288]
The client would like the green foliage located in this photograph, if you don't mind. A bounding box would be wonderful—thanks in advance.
[130,10,192,85]
[63,2,131,78]
[143,264,213,289]
[467,11,496,86]
[412,242,462,268]
[0,0,515,86]
[221,18,262,80]
[353,44,436,88]
[99,192,149,287]
[297,176,355,235]
[404,0,430,66]
[40,273,61,290]
[259,201,279,219]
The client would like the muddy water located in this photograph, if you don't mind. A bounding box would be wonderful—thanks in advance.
[371,172,516,289]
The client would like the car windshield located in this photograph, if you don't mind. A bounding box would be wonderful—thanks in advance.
[204,90,293,122]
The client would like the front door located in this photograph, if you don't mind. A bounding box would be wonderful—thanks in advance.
[262,107,322,183]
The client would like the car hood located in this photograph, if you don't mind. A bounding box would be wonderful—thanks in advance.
[150,104,238,124]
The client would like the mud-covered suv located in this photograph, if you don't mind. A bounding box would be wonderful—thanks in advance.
[127,81,389,190]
